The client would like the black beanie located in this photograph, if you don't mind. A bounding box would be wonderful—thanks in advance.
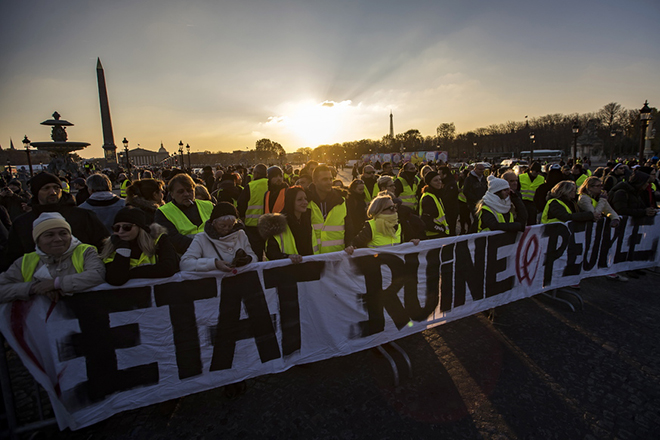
[30,172,61,195]
[424,171,439,186]
[267,166,283,180]
[113,207,149,232]
[210,202,239,221]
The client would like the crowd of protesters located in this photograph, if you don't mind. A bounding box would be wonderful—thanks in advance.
[1,153,659,302]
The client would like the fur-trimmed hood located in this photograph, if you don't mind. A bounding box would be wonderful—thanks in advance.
[258,213,288,239]
[149,222,168,240]
[126,194,163,213]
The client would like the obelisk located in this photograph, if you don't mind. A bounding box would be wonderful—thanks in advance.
[97,58,117,167]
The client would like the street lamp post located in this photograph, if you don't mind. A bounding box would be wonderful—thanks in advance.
[22,135,33,177]
[178,140,184,170]
[639,100,652,164]
[186,143,191,171]
[572,122,579,164]
[122,137,131,175]
[529,132,535,162]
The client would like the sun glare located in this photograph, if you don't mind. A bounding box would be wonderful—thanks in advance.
[287,100,351,146]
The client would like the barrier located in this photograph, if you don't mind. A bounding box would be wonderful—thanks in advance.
[1,216,658,431]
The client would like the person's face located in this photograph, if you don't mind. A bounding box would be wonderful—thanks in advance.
[430,175,443,190]
[380,199,397,216]
[113,222,139,241]
[475,165,485,176]
[355,183,365,195]
[588,181,603,197]
[529,169,539,178]
[497,188,511,200]
[314,170,334,194]
[383,164,392,174]
[38,183,62,205]
[171,182,195,206]
[212,217,236,237]
[152,187,165,203]
[385,180,396,192]
[363,167,375,178]
[270,175,283,186]
[294,190,309,214]
[504,174,518,191]
[404,163,416,173]
[37,227,71,256]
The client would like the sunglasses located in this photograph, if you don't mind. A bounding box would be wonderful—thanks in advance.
[384,205,398,212]
[112,224,135,233]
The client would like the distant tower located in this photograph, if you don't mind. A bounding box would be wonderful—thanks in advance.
[97,58,117,166]
[389,111,394,139]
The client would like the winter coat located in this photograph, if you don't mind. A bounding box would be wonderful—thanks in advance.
[79,192,127,233]
[180,221,257,272]
[463,172,488,208]
[0,237,105,303]
[577,194,620,221]
[258,212,315,260]
[610,181,650,218]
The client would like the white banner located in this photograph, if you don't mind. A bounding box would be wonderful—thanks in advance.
[1,216,659,430]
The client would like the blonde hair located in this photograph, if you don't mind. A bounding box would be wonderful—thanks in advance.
[548,180,577,200]
[578,176,602,195]
[377,175,394,191]
[100,224,163,260]
[367,194,394,218]
[195,185,212,201]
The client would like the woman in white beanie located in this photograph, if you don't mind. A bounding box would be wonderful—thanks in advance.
[473,175,527,233]
[0,212,105,303]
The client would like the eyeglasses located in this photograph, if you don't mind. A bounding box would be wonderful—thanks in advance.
[112,224,135,233]
[384,205,397,213]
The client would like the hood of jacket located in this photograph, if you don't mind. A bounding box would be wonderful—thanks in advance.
[257,213,288,239]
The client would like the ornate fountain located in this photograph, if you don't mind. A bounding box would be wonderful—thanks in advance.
[30,112,90,174]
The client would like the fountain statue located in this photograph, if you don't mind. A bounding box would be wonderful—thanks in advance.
[30,112,90,175]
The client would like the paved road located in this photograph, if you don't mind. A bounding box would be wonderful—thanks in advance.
[8,268,655,440]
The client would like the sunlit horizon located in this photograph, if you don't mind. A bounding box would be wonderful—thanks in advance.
[1,0,658,159]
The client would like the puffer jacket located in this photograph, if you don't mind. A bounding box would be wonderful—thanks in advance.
[0,237,105,303]
[180,221,257,272]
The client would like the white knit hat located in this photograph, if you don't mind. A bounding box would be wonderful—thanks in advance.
[32,212,71,241]
[487,175,510,194]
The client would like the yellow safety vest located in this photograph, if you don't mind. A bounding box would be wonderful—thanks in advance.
[575,174,588,189]
[309,199,347,253]
[158,200,213,235]
[477,205,514,232]
[120,179,131,198]
[542,198,571,224]
[363,182,380,204]
[397,176,419,210]
[419,193,449,238]
[245,178,268,227]
[21,244,94,282]
[103,234,163,267]
[519,173,545,202]
[367,219,401,247]
[271,224,319,258]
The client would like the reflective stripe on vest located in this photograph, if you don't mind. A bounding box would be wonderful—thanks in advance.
[397,176,418,209]
[264,190,285,214]
[103,234,163,267]
[158,200,214,235]
[272,224,318,257]
[541,198,571,224]
[367,219,401,247]
[21,244,94,282]
[519,173,544,202]
[419,192,448,237]
[245,178,268,226]
[309,199,347,253]
[477,205,514,232]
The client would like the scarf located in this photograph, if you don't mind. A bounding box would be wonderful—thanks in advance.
[482,192,511,214]
[373,213,398,237]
